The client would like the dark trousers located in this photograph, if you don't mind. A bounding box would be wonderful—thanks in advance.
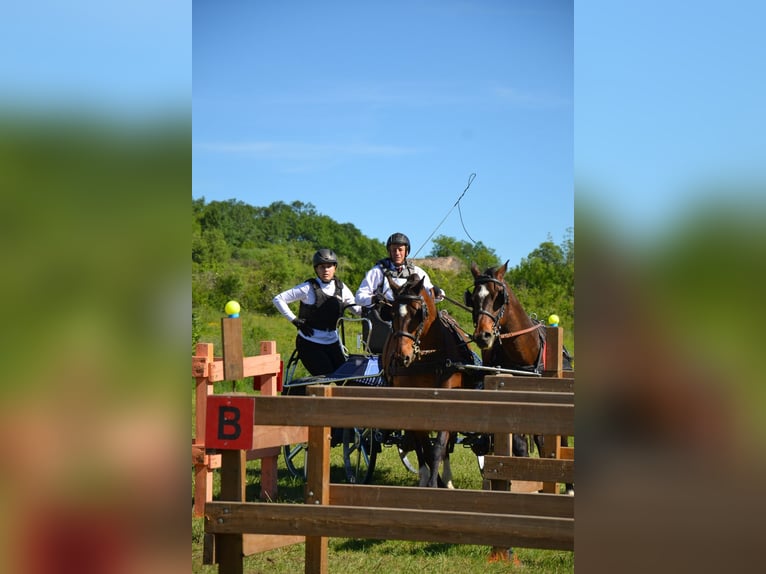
[296,336,345,376]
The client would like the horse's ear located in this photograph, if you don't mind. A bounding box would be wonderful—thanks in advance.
[497,260,509,279]
[463,289,473,309]
[470,261,481,277]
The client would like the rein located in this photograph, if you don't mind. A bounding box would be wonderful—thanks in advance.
[391,292,430,359]
[471,275,507,336]
[498,322,544,339]
[471,275,541,341]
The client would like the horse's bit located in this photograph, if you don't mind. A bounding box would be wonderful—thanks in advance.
[472,276,542,340]
[471,275,508,338]
[391,292,430,359]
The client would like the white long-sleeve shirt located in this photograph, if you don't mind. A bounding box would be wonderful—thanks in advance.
[273,278,360,344]
[355,260,445,307]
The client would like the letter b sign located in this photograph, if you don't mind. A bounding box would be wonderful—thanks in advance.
[205,396,254,450]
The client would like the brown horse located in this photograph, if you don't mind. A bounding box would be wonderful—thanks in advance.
[466,261,573,493]
[381,274,473,487]
[467,260,547,373]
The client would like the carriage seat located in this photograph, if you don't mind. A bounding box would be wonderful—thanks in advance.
[361,306,392,354]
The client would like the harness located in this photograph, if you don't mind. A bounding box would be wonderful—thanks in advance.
[472,273,546,373]
[386,284,478,385]
[298,277,343,332]
[377,258,416,288]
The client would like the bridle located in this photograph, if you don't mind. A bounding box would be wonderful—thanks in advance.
[391,291,432,359]
[471,275,541,340]
[471,275,508,338]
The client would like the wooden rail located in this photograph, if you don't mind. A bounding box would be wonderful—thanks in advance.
[203,383,575,573]
[192,317,289,518]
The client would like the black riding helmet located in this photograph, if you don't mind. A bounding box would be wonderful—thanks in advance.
[312,248,338,268]
[386,232,410,256]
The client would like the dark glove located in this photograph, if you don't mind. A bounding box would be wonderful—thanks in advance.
[372,292,389,307]
[292,318,314,337]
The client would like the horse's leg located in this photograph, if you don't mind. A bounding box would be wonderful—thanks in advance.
[512,433,529,457]
[563,436,574,494]
[427,431,450,488]
[433,432,455,489]
[413,431,431,487]
[439,433,455,489]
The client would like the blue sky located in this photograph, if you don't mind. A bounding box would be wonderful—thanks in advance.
[576,1,766,242]
[0,0,190,113]
[3,1,760,261]
[192,0,573,265]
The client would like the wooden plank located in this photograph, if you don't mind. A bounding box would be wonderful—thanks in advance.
[221,317,244,381]
[205,502,574,551]
[511,480,544,493]
[327,386,574,405]
[242,353,281,378]
[245,446,281,460]
[560,446,574,460]
[253,396,574,436]
[485,375,574,393]
[484,456,574,484]
[252,425,307,449]
[208,353,282,382]
[193,342,214,377]
[329,484,574,518]
[242,533,304,555]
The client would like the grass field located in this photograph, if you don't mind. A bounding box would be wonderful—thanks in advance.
[191,445,574,573]
[192,310,574,573]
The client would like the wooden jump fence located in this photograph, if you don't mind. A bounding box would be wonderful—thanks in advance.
[192,316,301,517]
[203,381,574,573]
[194,321,574,573]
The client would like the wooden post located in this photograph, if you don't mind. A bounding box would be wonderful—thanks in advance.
[222,317,244,381]
[218,449,246,574]
[193,343,215,518]
[543,326,563,378]
[256,340,279,501]
[542,326,563,493]
[489,430,513,561]
[305,386,331,574]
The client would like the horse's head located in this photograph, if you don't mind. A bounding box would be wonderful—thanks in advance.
[467,260,509,350]
[387,274,436,367]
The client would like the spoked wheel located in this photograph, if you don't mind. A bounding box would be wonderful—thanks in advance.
[281,379,309,480]
[283,440,308,480]
[342,427,378,484]
[396,431,428,475]
[398,446,419,474]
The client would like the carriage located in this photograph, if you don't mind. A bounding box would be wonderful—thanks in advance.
[280,308,454,485]
[280,265,570,487]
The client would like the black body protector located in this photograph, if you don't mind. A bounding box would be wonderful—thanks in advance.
[298,277,343,332]
[376,258,416,291]
[371,258,417,322]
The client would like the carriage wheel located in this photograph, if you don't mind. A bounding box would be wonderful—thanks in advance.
[283,440,308,480]
[342,427,378,484]
[281,379,309,480]
[398,446,419,474]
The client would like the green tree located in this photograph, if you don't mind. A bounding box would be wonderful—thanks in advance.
[428,235,500,269]
[505,229,574,336]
